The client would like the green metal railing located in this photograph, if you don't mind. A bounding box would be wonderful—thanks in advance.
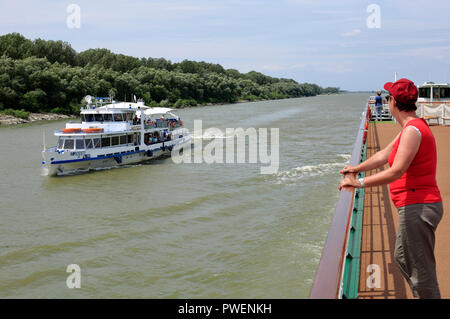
[309,105,370,299]
[340,142,367,299]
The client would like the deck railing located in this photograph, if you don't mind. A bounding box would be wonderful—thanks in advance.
[309,105,370,299]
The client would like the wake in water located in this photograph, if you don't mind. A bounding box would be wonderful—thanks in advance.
[270,154,351,185]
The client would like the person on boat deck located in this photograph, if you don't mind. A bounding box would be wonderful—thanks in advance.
[375,91,383,121]
[339,78,443,299]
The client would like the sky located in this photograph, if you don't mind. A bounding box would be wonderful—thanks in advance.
[1,0,450,91]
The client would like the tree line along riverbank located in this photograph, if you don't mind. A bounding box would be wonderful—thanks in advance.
[0,33,340,123]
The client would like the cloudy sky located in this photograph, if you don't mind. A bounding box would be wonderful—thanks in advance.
[1,0,450,91]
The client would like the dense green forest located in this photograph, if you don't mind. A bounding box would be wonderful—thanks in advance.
[0,33,340,117]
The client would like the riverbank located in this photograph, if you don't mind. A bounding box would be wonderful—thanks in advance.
[0,93,342,126]
[0,112,75,126]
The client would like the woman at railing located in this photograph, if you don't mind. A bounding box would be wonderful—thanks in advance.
[339,78,443,299]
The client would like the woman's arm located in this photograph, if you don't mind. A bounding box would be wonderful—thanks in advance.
[340,132,400,175]
[339,127,421,190]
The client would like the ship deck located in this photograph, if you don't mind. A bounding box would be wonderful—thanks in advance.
[358,121,450,299]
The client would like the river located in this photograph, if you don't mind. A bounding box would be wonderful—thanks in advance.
[0,93,368,298]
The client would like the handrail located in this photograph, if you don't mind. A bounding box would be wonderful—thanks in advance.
[309,107,368,299]
[417,101,450,105]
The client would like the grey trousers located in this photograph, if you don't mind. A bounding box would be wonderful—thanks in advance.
[394,202,443,299]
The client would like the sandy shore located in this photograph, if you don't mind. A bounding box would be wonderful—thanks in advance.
[0,113,76,126]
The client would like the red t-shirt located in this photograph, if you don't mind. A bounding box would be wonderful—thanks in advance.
[388,118,442,208]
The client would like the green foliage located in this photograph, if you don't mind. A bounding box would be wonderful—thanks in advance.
[1,108,30,119]
[0,33,340,115]
[173,98,198,108]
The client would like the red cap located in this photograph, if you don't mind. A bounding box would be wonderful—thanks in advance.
[384,78,418,104]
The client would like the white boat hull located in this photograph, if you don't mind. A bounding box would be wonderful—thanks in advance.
[42,136,191,176]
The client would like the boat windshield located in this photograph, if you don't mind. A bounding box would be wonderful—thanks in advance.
[419,87,430,98]
[436,87,450,99]
[76,139,85,150]
[57,137,64,149]
[419,87,450,99]
[114,113,123,122]
[64,139,74,150]
[103,114,113,122]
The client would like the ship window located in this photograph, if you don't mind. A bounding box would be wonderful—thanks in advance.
[103,114,113,122]
[419,88,430,98]
[93,138,101,148]
[84,114,94,122]
[128,134,133,144]
[64,139,74,150]
[102,137,111,147]
[86,139,93,149]
[126,113,133,121]
[120,135,127,145]
[442,88,450,98]
[433,88,441,99]
[95,114,103,122]
[57,138,64,149]
[114,113,123,122]
[111,136,120,146]
[76,139,85,150]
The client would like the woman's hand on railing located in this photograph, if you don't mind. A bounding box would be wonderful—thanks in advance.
[338,173,361,191]
[340,165,359,175]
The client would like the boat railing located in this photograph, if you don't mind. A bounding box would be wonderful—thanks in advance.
[417,101,450,105]
[309,105,370,299]
[44,146,57,152]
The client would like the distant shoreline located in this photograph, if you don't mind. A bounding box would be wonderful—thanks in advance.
[0,93,349,126]
[0,113,75,126]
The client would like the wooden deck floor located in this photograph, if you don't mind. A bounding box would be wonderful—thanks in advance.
[358,122,450,299]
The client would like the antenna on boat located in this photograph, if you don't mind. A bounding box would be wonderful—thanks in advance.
[84,95,92,109]
[109,89,115,103]
[394,72,398,82]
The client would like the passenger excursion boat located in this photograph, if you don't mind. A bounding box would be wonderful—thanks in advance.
[41,96,191,176]
[416,82,450,125]
[417,82,450,104]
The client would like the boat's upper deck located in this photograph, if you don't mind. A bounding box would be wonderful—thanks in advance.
[358,122,450,299]
[310,102,450,299]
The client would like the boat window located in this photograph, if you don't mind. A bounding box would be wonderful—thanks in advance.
[57,138,64,149]
[86,139,93,149]
[419,87,430,98]
[442,88,450,98]
[433,88,441,99]
[120,135,127,145]
[126,113,133,121]
[84,114,94,122]
[102,137,111,147]
[103,114,113,122]
[76,139,85,150]
[111,136,120,146]
[114,113,123,122]
[94,114,103,122]
[64,139,74,150]
[128,134,133,144]
[93,138,101,148]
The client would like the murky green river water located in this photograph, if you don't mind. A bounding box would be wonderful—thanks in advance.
[0,93,368,298]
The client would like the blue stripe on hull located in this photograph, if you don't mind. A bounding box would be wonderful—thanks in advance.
[49,149,162,164]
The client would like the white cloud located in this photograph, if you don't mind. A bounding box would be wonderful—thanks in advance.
[402,46,450,62]
[339,29,362,37]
